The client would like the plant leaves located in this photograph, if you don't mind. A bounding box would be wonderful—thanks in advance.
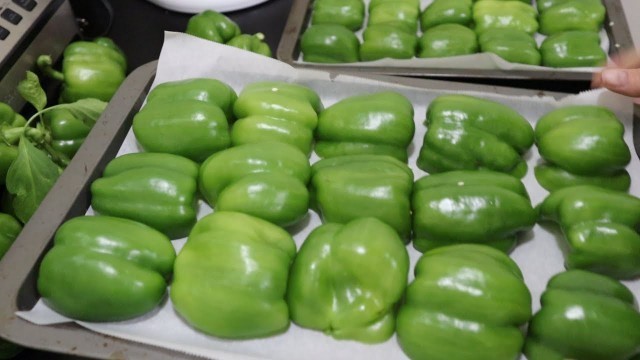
[56,98,107,127]
[5,136,60,223]
[17,71,47,112]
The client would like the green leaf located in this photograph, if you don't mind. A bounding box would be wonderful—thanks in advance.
[17,71,47,112]
[5,136,60,223]
[26,98,107,128]
[56,98,107,127]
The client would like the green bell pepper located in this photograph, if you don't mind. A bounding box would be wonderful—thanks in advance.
[541,31,606,68]
[360,24,418,61]
[0,213,21,259]
[417,94,534,177]
[231,115,313,155]
[0,102,26,128]
[367,0,420,34]
[239,81,323,114]
[287,217,409,343]
[539,185,640,279]
[91,153,199,239]
[185,10,241,43]
[230,81,321,155]
[145,78,238,120]
[412,170,535,253]
[311,0,365,31]
[539,0,605,35]
[133,100,230,163]
[37,37,127,103]
[43,108,92,159]
[397,244,532,360]
[479,29,541,65]
[420,0,472,31]
[473,0,539,35]
[171,211,296,339]
[300,24,360,63]
[37,215,176,322]
[315,91,415,162]
[0,213,22,359]
[233,87,318,130]
[535,105,630,191]
[226,33,272,57]
[310,154,414,239]
[199,142,310,227]
[418,24,478,58]
[525,270,640,360]
[0,144,17,186]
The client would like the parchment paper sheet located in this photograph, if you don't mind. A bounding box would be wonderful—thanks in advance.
[18,32,639,360]
[294,0,610,73]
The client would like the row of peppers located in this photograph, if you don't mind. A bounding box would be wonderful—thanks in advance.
[301,0,607,67]
[30,77,640,359]
[0,37,128,358]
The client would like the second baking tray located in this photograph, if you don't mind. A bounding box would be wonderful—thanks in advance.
[0,45,639,358]
[277,0,634,81]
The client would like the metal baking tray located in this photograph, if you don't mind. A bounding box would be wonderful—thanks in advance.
[276,0,634,81]
[0,60,637,359]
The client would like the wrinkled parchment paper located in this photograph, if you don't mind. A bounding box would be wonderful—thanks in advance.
[18,32,639,360]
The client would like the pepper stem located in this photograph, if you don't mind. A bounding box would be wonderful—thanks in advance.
[36,55,65,82]
[254,33,265,41]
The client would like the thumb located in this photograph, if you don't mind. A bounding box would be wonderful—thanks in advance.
[600,68,640,97]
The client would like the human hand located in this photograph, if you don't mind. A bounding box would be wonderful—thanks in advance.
[592,49,640,101]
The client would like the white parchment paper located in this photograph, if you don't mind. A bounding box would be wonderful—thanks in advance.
[294,0,610,73]
[18,32,639,360]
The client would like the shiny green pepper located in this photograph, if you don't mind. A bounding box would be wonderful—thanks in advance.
[535,106,630,191]
[43,108,92,159]
[91,153,199,239]
[537,0,583,11]
[0,212,22,359]
[0,213,21,259]
[315,91,415,162]
[412,170,536,253]
[37,215,176,322]
[300,24,360,63]
[418,24,478,58]
[420,0,472,31]
[37,37,127,103]
[231,81,320,154]
[171,211,296,339]
[368,0,420,34]
[479,29,541,65]
[233,87,318,130]
[539,0,605,35]
[0,102,26,128]
[311,0,365,31]
[360,24,418,61]
[310,154,414,239]
[417,94,534,177]
[0,144,17,186]
[473,0,539,35]
[145,78,238,120]
[287,217,409,343]
[397,244,532,360]
[525,270,640,360]
[199,142,310,227]
[226,33,272,57]
[539,186,640,279]
[541,31,606,68]
[185,10,241,43]
[134,80,233,162]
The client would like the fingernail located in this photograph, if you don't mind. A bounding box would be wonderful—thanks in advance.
[602,69,629,87]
